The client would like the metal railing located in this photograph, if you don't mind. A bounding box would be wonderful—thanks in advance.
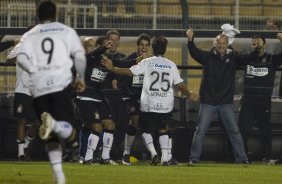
[1,1,282,30]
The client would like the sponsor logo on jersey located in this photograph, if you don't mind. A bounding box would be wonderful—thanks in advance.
[246,65,268,76]
[40,28,64,33]
[150,62,171,70]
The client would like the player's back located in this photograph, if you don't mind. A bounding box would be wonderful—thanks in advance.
[19,22,84,97]
[140,56,182,113]
[23,22,75,69]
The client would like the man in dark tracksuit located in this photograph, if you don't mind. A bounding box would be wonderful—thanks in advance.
[103,30,128,160]
[239,34,282,164]
[186,29,249,164]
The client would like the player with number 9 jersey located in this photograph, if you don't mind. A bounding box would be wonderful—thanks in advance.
[17,22,85,97]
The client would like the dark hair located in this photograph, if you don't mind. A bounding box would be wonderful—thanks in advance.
[252,35,266,45]
[95,35,108,47]
[152,35,167,56]
[106,30,120,39]
[137,33,151,45]
[37,0,56,22]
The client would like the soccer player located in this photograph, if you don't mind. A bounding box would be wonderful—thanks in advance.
[102,35,198,165]
[115,33,160,165]
[76,35,118,165]
[16,1,86,183]
[6,39,39,161]
[103,30,128,160]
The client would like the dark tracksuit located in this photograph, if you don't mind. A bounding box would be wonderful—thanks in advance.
[239,50,282,160]
[102,51,128,160]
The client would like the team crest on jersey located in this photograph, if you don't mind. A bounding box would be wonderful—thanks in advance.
[94,112,100,120]
[262,57,266,63]
[225,58,230,63]
[17,104,23,113]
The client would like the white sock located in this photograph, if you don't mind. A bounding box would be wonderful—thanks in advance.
[17,140,25,157]
[46,142,65,184]
[101,132,114,160]
[168,137,172,161]
[142,133,157,159]
[159,134,170,163]
[24,136,34,149]
[84,133,100,161]
[52,121,73,139]
[123,134,135,155]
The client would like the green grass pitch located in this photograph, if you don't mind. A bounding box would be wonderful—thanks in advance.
[0,161,282,184]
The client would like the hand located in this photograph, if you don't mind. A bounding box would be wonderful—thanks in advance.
[105,40,113,49]
[14,38,20,45]
[112,79,118,89]
[101,55,114,71]
[73,78,86,93]
[188,90,199,101]
[277,33,282,42]
[186,28,194,41]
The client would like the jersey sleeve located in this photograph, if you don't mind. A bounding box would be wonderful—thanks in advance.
[69,29,85,57]
[17,34,33,61]
[129,59,146,75]
[172,63,183,85]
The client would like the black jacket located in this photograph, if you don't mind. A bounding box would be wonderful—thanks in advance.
[243,49,282,96]
[187,40,247,105]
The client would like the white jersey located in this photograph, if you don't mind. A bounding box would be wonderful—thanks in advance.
[18,22,85,97]
[7,43,31,96]
[130,56,183,113]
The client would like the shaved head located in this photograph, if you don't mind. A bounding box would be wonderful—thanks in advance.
[215,34,229,56]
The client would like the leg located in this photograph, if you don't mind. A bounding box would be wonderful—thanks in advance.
[101,119,117,165]
[255,97,272,160]
[189,104,217,162]
[238,97,255,156]
[139,112,158,162]
[219,104,247,162]
[158,113,172,165]
[16,118,26,159]
[46,139,65,184]
[122,99,140,165]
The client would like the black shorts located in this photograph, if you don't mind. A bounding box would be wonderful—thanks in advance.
[139,111,172,133]
[75,98,112,126]
[124,98,140,115]
[33,85,76,125]
[13,92,37,121]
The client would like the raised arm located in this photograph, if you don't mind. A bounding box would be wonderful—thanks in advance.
[101,56,133,76]
[186,28,209,65]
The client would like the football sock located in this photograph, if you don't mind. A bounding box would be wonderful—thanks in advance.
[101,130,114,160]
[52,121,73,139]
[24,136,34,149]
[85,132,100,161]
[17,140,25,157]
[142,133,157,158]
[168,137,172,160]
[123,134,135,155]
[46,142,65,184]
[159,134,170,163]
